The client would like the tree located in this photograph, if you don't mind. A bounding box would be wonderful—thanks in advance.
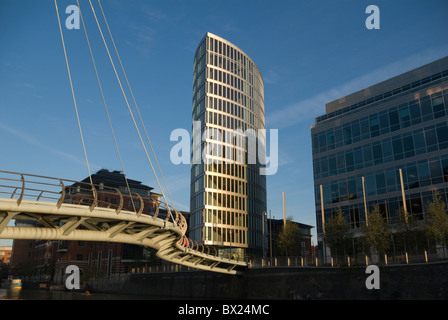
[277,217,301,256]
[362,205,391,257]
[0,261,10,280]
[394,207,427,256]
[425,192,448,255]
[323,209,352,262]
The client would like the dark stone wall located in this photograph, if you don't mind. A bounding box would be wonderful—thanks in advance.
[114,262,448,300]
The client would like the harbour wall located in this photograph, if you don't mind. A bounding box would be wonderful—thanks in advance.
[93,262,448,299]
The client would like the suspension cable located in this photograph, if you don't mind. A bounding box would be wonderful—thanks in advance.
[76,0,136,213]
[87,0,172,217]
[96,0,177,212]
[54,0,93,186]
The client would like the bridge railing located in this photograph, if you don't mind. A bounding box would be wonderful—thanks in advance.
[0,170,248,263]
[0,170,167,215]
[0,170,67,207]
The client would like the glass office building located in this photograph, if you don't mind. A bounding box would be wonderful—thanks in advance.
[311,57,448,257]
[190,33,267,258]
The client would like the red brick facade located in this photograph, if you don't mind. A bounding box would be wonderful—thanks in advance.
[9,170,171,282]
[0,246,12,264]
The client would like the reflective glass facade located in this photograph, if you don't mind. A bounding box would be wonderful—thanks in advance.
[311,57,448,243]
[190,33,267,257]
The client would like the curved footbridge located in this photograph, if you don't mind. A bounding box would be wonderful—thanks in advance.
[0,171,247,275]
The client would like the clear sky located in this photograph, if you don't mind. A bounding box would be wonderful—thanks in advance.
[1,0,447,247]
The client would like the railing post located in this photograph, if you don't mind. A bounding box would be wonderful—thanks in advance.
[36,191,44,201]
[115,188,123,215]
[89,186,98,212]
[17,174,25,206]
[57,179,65,209]
[153,201,160,219]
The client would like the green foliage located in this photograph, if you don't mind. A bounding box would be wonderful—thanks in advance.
[425,192,448,247]
[277,217,301,256]
[0,262,10,280]
[323,209,352,258]
[361,204,391,255]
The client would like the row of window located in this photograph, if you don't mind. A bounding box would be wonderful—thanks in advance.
[204,226,247,244]
[191,191,203,212]
[199,141,248,165]
[192,60,264,125]
[191,161,250,180]
[312,90,448,155]
[193,55,263,101]
[192,98,264,139]
[191,179,266,214]
[207,36,255,72]
[205,174,246,195]
[207,82,263,126]
[206,107,261,133]
[205,35,263,93]
[313,120,448,180]
[205,173,265,201]
[205,191,246,211]
[207,50,262,94]
[193,42,263,103]
[315,69,448,124]
[190,207,266,247]
[190,128,252,166]
[315,154,448,206]
[208,95,263,123]
[199,125,252,150]
[190,160,265,194]
[206,63,263,105]
[316,189,448,231]
[207,71,264,120]
[192,84,264,130]
[204,208,247,227]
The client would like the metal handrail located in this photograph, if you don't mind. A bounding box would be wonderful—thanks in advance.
[0,170,224,260]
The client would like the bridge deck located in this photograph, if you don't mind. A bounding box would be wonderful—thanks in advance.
[0,171,247,275]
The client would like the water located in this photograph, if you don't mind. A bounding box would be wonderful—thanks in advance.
[0,288,155,300]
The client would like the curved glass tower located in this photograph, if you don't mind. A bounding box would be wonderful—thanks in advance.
[190,33,267,258]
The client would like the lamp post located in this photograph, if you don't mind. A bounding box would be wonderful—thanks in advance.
[362,176,368,227]
[262,211,267,260]
[269,210,272,265]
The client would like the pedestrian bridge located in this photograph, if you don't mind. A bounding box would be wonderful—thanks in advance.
[0,170,247,275]
[1,1,249,275]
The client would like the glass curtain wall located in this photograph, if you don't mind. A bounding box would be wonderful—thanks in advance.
[190,33,267,258]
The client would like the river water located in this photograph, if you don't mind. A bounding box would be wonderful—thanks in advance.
[0,288,157,300]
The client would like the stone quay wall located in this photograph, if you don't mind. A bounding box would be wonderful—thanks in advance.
[93,261,448,300]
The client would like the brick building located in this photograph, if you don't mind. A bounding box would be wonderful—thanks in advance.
[266,218,314,261]
[10,169,189,282]
[0,246,12,265]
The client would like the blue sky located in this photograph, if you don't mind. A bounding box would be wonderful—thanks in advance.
[1,0,447,247]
